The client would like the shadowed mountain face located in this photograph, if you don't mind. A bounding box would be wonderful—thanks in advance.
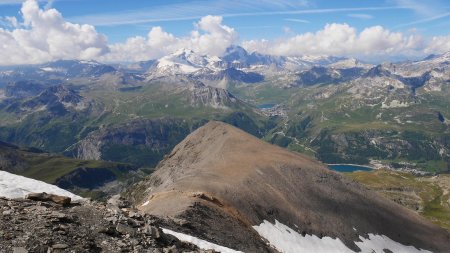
[0,140,137,197]
[130,121,450,252]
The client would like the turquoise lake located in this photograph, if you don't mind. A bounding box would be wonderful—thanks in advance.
[328,164,373,172]
[257,103,276,109]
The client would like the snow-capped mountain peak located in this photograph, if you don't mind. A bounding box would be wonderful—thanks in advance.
[152,49,224,75]
[223,45,250,63]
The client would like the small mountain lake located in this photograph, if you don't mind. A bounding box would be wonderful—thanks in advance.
[257,103,277,109]
[328,164,373,172]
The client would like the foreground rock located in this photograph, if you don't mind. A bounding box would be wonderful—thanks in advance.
[0,196,212,252]
[25,192,72,206]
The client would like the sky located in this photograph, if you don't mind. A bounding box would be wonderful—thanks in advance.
[0,0,449,65]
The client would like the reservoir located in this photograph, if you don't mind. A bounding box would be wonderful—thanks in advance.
[328,164,373,172]
[257,103,276,109]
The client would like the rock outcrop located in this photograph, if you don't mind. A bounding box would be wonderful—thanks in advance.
[189,86,237,109]
[0,195,209,252]
[25,192,72,206]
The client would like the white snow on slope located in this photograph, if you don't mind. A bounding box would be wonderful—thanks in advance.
[157,57,201,74]
[153,48,225,76]
[161,228,243,253]
[356,234,432,253]
[40,67,64,72]
[253,220,432,253]
[0,171,82,200]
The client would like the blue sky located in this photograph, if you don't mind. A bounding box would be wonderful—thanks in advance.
[0,0,449,64]
[1,0,449,43]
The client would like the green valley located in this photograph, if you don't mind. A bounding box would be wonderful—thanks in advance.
[347,169,450,231]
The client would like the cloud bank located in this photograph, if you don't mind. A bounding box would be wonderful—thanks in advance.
[0,0,108,65]
[242,23,431,59]
[103,15,238,62]
[0,0,449,65]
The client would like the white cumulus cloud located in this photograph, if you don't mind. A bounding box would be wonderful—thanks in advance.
[241,23,445,60]
[0,0,449,65]
[0,0,108,66]
[104,15,238,62]
[425,35,450,54]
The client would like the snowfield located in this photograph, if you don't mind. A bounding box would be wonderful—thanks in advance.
[161,228,243,253]
[0,171,83,200]
[253,220,432,253]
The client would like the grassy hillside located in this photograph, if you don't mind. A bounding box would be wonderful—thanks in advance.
[346,170,450,231]
[17,154,132,184]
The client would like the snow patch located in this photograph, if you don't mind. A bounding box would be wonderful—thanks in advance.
[40,67,56,72]
[253,220,352,253]
[161,228,243,253]
[253,220,432,253]
[154,48,225,75]
[141,200,149,207]
[79,60,100,65]
[356,234,432,253]
[157,58,200,74]
[40,67,64,73]
[0,171,83,200]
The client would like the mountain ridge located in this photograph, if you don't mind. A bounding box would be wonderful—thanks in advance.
[130,121,450,252]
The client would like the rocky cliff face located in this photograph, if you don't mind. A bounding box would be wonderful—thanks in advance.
[195,68,265,84]
[189,86,238,109]
[73,138,103,161]
[71,118,205,167]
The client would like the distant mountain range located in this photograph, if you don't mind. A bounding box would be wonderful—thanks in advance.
[143,46,359,81]
[0,46,448,173]
[1,46,447,88]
